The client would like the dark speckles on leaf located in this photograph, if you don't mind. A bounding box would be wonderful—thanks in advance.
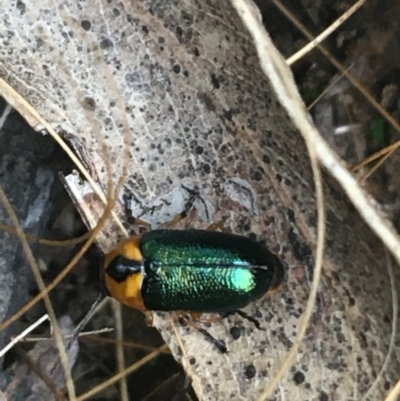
[197,92,216,112]
[195,146,204,155]
[230,326,241,340]
[176,26,183,37]
[36,37,45,49]
[17,0,26,14]
[211,73,221,89]
[293,371,305,384]
[100,37,113,49]
[220,144,228,154]
[244,365,256,379]
[203,163,211,174]
[223,109,233,121]
[263,154,270,164]
[113,8,120,16]
[183,70,189,78]
[359,332,367,346]
[173,64,181,74]
[248,232,257,241]
[320,392,329,401]
[158,37,165,44]
[181,11,194,24]
[193,47,200,57]
[83,96,96,111]
[142,25,149,34]
[125,73,135,83]
[254,171,262,181]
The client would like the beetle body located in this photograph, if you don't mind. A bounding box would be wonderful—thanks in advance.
[104,229,284,313]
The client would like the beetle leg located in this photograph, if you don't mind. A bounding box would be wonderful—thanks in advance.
[123,192,152,230]
[160,185,220,229]
[194,310,261,329]
[143,311,154,327]
[161,211,189,228]
[191,324,228,354]
[189,312,225,324]
[177,313,228,353]
[267,282,284,295]
[205,222,227,232]
[129,217,152,230]
[188,311,203,321]
[161,187,199,228]
[223,310,261,330]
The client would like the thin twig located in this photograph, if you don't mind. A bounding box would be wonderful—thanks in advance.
[271,0,400,175]
[0,314,49,357]
[287,0,367,65]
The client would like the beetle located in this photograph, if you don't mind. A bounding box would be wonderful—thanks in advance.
[103,227,284,352]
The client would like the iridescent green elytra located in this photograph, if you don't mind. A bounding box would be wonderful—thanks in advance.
[104,229,284,313]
